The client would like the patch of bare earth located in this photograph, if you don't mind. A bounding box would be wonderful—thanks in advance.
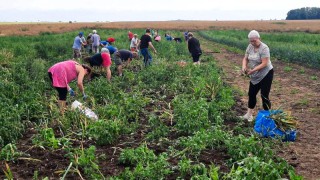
[1,20,320,36]
[198,35,320,180]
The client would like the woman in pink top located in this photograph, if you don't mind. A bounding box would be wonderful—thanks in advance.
[48,60,92,114]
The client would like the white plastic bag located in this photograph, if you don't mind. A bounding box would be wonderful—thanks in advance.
[71,100,98,120]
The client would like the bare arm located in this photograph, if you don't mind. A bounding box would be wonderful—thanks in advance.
[77,68,86,95]
[136,41,140,50]
[105,66,111,82]
[242,55,249,74]
[247,57,269,75]
[148,42,157,53]
[124,58,132,67]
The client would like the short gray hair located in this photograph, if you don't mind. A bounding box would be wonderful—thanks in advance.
[101,48,109,53]
[248,30,260,39]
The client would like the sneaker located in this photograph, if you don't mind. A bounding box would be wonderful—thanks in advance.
[240,113,254,122]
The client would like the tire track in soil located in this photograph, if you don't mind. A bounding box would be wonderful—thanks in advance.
[197,33,320,180]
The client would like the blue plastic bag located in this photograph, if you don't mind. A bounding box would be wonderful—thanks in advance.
[254,110,296,141]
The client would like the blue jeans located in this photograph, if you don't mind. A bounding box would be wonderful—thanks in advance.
[140,48,152,67]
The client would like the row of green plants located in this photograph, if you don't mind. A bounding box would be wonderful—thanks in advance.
[199,30,320,68]
[0,29,302,179]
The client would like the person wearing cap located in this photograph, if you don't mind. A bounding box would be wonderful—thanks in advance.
[72,32,86,60]
[91,30,100,53]
[137,28,157,67]
[48,60,92,114]
[130,34,139,52]
[187,32,202,65]
[240,30,274,122]
[114,49,138,76]
[100,37,115,47]
[83,48,112,82]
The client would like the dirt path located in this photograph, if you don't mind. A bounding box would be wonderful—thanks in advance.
[197,34,320,180]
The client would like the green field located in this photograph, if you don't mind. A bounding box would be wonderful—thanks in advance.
[199,30,320,68]
[0,29,302,179]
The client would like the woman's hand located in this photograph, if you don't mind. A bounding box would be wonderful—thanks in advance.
[241,66,248,75]
[69,88,76,97]
[247,69,254,75]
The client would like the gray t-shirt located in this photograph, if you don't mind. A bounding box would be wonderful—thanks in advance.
[245,42,273,85]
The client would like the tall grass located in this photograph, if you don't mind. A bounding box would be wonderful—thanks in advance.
[199,30,320,68]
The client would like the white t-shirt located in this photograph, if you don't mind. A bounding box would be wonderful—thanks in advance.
[130,37,138,48]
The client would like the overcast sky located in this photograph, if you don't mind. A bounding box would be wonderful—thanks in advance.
[0,0,319,22]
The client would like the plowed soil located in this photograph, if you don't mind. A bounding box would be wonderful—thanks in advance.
[1,20,320,36]
[198,34,320,180]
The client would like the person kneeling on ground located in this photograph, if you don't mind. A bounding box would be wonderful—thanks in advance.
[83,48,112,82]
[114,49,138,76]
[48,60,92,115]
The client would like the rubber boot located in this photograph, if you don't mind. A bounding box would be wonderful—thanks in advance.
[58,100,67,115]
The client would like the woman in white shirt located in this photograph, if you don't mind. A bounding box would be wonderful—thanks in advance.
[130,34,139,52]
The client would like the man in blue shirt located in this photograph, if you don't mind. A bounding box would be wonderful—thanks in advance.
[101,37,117,56]
[72,32,86,60]
[106,44,117,55]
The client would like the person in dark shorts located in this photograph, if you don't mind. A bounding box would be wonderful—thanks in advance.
[48,60,91,114]
[114,49,138,76]
[187,32,202,65]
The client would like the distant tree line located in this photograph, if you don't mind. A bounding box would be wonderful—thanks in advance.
[286,7,320,20]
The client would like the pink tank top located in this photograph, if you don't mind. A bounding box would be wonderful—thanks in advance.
[48,60,78,88]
